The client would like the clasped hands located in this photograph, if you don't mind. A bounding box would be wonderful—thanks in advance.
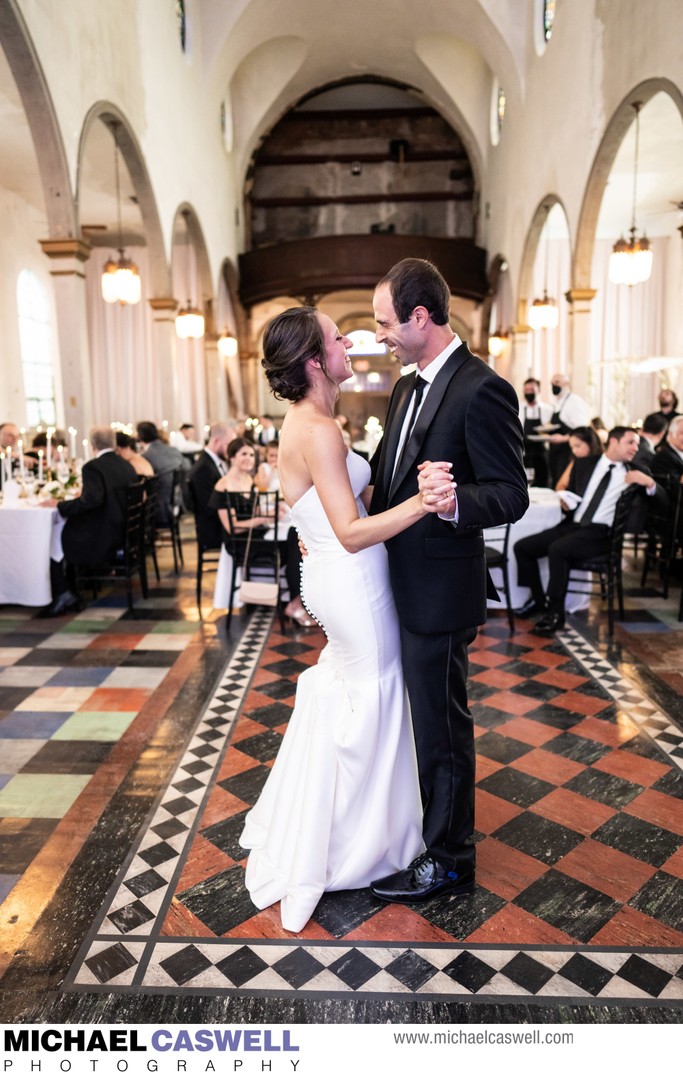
[418,460,457,518]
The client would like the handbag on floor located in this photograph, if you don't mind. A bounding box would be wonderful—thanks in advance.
[238,521,279,607]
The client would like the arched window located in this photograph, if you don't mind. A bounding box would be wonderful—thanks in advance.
[16,270,56,427]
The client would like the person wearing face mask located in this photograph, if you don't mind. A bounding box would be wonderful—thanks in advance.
[545,373,590,485]
[519,377,553,487]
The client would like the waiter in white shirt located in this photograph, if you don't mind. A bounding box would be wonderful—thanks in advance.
[519,377,554,487]
[547,372,591,485]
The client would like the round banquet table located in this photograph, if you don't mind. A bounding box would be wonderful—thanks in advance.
[0,503,66,606]
[485,486,589,613]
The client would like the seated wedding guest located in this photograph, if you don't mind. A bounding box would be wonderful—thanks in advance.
[171,423,204,455]
[0,422,19,450]
[188,421,232,550]
[519,377,553,487]
[209,437,273,536]
[255,441,281,492]
[632,413,668,470]
[591,416,609,446]
[253,440,314,626]
[645,388,680,428]
[546,372,591,485]
[258,415,278,446]
[27,428,68,460]
[39,426,138,616]
[514,426,658,634]
[137,420,190,525]
[115,432,155,477]
[555,426,602,491]
[651,414,683,482]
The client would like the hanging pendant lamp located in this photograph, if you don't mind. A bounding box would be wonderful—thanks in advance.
[101,121,141,305]
[528,203,560,330]
[175,211,204,339]
[609,102,653,286]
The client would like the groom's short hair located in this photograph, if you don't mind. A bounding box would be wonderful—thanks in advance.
[378,258,450,326]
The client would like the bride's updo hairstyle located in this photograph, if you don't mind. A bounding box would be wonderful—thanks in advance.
[262,307,326,403]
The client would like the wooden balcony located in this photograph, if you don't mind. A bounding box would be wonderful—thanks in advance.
[237,234,488,308]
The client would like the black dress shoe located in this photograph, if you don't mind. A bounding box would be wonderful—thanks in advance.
[39,590,81,618]
[532,611,565,636]
[370,853,475,904]
[514,597,547,618]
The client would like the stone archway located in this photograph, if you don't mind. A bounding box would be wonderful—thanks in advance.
[78,103,170,296]
[0,0,75,238]
[574,78,683,290]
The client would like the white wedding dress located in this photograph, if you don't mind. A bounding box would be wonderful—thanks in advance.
[240,451,424,932]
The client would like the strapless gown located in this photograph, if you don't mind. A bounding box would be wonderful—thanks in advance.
[239,452,424,932]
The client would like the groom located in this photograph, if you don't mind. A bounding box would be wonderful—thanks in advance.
[368,258,528,903]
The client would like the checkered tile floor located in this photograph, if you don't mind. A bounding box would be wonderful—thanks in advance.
[67,614,683,1004]
[0,596,199,906]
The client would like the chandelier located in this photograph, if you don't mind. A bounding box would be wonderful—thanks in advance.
[175,212,204,339]
[101,122,141,305]
[528,203,559,330]
[609,102,653,286]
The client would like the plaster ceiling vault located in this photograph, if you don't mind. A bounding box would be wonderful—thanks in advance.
[0,1,681,268]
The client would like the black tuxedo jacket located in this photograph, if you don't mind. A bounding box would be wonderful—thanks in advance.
[565,454,660,533]
[189,450,223,549]
[651,443,683,482]
[369,342,529,633]
[58,452,138,566]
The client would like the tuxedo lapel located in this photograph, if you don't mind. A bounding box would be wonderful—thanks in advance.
[380,376,414,490]
[388,343,470,501]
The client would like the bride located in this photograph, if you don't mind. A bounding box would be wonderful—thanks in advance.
[239,306,451,932]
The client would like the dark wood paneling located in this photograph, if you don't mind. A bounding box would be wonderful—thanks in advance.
[238,234,488,307]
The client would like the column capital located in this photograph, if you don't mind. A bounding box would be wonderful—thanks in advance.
[565,287,598,305]
[512,323,532,336]
[148,297,178,314]
[39,237,92,262]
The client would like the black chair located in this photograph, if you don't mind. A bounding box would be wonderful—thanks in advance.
[223,490,284,632]
[639,474,682,599]
[565,488,634,635]
[186,480,222,614]
[141,474,161,584]
[150,467,184,574]
[484,524,514,632]
[73,479,147,613]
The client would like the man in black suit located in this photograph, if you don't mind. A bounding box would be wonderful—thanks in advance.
[651,415,683,483]
[632,413,667,470]
[514,426,658,635]
[188,421,233,549]
[367,258,529,905]
[41,426,138,615]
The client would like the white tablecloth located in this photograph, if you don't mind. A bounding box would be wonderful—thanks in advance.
[0,504,65,606]
[485,487,589,612]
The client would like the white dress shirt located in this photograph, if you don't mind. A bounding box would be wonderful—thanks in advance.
[392,335,462,475]
[574,457,654,527]
[552,389,590,430]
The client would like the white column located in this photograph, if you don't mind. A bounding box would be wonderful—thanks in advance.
[205,335,230,420]
[149,298,179,426]
[565,288,597,410]
[39,238,93,433]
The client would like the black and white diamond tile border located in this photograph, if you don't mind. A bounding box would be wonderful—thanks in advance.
[559,626,683,771]
[72,938,683,1003]
[65,609,273,983]
[64,614,683,1006]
